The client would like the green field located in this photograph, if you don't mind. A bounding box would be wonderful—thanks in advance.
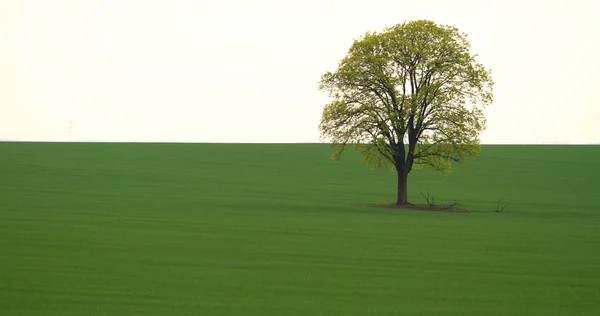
[1,143,599,315]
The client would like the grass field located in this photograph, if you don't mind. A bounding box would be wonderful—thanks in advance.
[1,142,599,315]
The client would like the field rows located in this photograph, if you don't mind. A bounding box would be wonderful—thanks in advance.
[1,143,599,315]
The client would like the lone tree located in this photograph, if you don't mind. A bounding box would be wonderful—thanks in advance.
[319,20,493,205]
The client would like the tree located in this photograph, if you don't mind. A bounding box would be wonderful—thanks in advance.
[318,20,493,205]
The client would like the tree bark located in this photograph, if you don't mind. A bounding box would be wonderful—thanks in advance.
[396,169,408,205]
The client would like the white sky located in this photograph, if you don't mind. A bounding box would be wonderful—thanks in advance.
[1,0,599,143]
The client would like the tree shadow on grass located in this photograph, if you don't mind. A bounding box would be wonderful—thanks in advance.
[366,203,469,213]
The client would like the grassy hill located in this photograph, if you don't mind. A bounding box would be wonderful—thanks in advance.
[1,143,599,315]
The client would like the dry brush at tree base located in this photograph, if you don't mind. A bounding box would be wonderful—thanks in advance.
[372,203,469,213]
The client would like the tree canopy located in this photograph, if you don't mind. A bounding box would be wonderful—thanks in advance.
[319,20,493,205]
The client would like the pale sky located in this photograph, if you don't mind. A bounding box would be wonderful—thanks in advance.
[1,0,599,143]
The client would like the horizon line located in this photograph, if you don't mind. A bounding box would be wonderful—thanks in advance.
[1,140,599,145]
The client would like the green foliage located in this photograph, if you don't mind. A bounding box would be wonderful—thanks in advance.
[319,20,493,175]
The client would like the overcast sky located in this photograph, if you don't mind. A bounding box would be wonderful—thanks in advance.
[1,0,598,143]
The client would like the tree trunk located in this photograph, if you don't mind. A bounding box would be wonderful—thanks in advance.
[396,169,408,205]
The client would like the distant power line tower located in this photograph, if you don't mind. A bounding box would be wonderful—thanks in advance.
[68,120,73,141]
